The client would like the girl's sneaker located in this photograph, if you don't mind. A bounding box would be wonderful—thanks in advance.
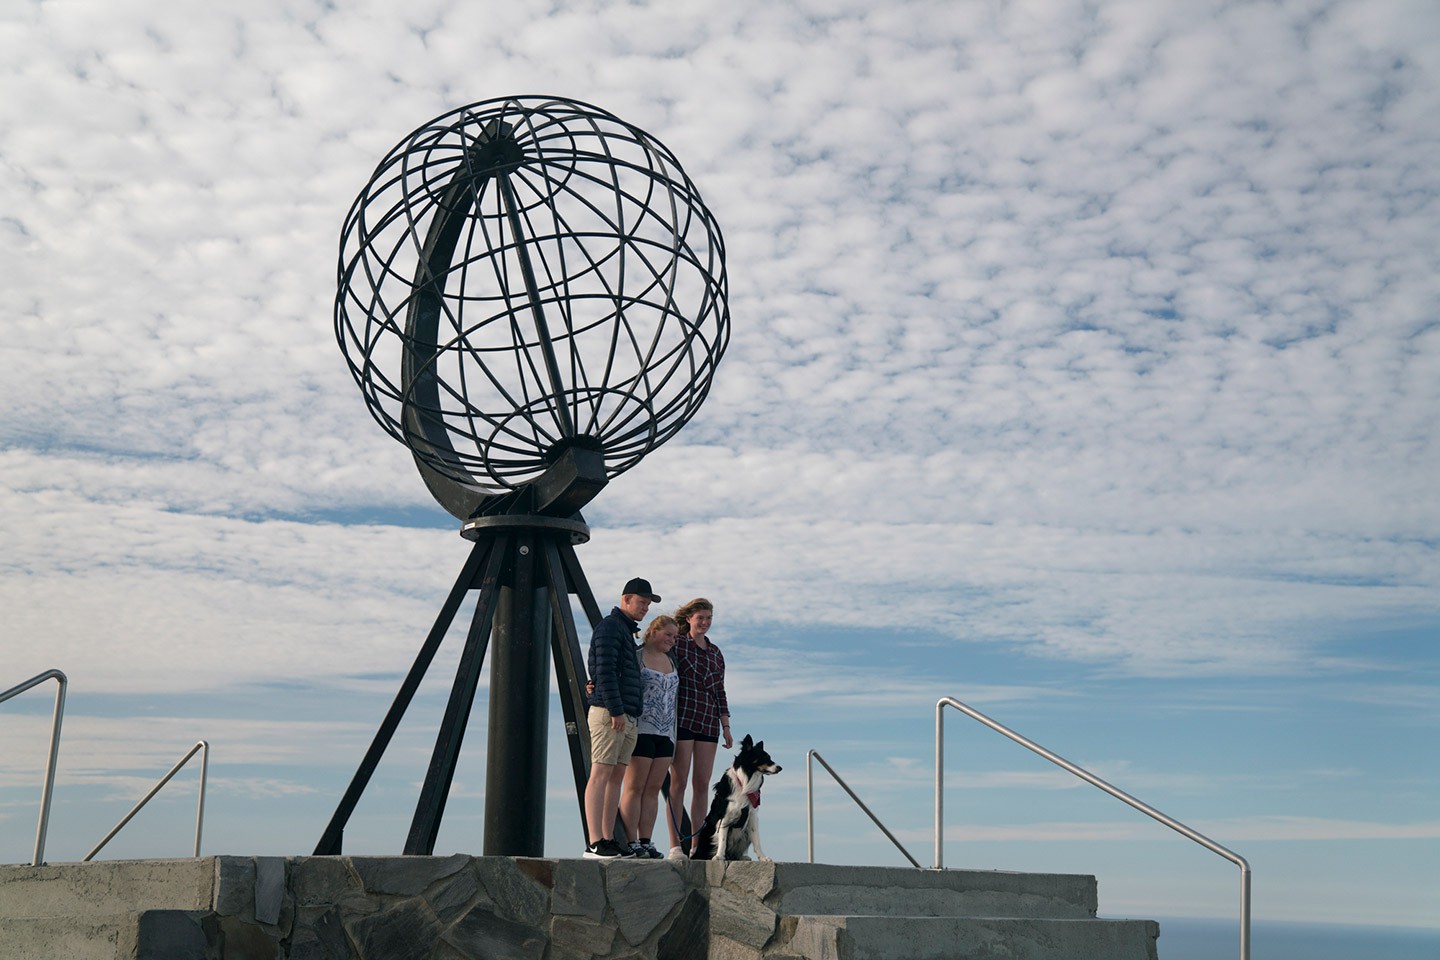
[667,845,688,860]
[641,841,663,859]
[584,839,626,859]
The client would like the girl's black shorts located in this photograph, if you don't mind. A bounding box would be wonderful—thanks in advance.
[676,726,718,744]
[632,733,675,759]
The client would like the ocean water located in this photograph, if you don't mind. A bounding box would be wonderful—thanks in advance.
[1153,916,1440,960]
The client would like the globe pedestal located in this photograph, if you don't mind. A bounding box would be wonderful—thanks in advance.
[316,516,599,858]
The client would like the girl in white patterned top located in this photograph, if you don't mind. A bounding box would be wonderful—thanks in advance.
[618,616,680,858]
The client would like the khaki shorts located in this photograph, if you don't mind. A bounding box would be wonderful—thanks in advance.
[588,707,638,765]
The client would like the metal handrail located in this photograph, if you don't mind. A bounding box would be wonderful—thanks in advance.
[84,740,209,861]
[0,669,68,866]
[806,749,922,868]
[936,696,1251,960]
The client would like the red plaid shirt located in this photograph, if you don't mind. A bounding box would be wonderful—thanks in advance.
[675,635,729,737]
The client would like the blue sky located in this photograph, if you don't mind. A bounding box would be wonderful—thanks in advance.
[2,0,1437,937]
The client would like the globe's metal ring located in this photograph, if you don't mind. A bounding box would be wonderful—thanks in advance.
[335,96,730,520]
[459,513,591,545]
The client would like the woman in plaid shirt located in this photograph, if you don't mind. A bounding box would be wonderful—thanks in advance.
[665,597,732,859]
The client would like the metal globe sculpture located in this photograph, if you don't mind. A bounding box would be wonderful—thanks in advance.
[335,96,729,519]
[317,97,730,859]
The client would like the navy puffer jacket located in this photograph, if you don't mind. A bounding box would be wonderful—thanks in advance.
[587,607,643,717]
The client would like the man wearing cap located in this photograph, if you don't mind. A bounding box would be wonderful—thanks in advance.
[582,577,659,859]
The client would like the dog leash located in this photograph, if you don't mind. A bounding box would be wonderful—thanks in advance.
[658,768,703,843]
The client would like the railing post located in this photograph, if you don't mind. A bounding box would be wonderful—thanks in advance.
[0,669,68,867]
[194,740,210,857]
[806,749,815,863]
[35,673,66,867]
[934,699,944,869]
[1240,860,1252,960]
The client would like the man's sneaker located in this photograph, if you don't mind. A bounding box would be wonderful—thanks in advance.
[644,841,664,859]
[667,845,688,861]
[583,838,626,859]
[633,840,662,859]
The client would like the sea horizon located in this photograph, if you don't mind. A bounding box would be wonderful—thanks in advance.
[1149,915,1440,960]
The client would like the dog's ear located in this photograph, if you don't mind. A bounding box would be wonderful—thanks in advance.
[755,740,764,751]
[741,734,753,750]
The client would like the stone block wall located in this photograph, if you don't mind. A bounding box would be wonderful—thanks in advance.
[176,856,789,960]
[4,856,1145,959]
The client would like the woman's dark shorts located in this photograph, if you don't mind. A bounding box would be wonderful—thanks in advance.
[676,726,719,744]
[632,733,675,759]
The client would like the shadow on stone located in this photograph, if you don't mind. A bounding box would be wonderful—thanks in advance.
[657,890,709,960]
[444,905,547,960]
[344,896,442,960]
[136,910,209,960]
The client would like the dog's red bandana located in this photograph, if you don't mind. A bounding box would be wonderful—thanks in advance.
[730,768,761,808]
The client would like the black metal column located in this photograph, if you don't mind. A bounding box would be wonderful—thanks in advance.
[483,532,553,855]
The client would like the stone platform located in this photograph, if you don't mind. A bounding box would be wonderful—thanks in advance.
[0,856,1159,960]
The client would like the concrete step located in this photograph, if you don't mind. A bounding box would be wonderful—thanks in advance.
[0,858,215,919]
[0,910,216,960]
[0,914,133,960]
[779,915,1160,960]
[710,862,1099,920]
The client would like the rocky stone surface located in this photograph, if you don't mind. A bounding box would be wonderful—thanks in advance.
[0,856,1159,959]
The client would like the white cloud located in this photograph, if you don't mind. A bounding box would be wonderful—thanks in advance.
[1,0,1436,687]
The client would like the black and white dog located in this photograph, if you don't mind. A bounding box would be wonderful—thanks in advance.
[691,735,782,862]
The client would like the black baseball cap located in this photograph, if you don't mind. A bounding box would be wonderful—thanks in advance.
[622,577,661,602]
